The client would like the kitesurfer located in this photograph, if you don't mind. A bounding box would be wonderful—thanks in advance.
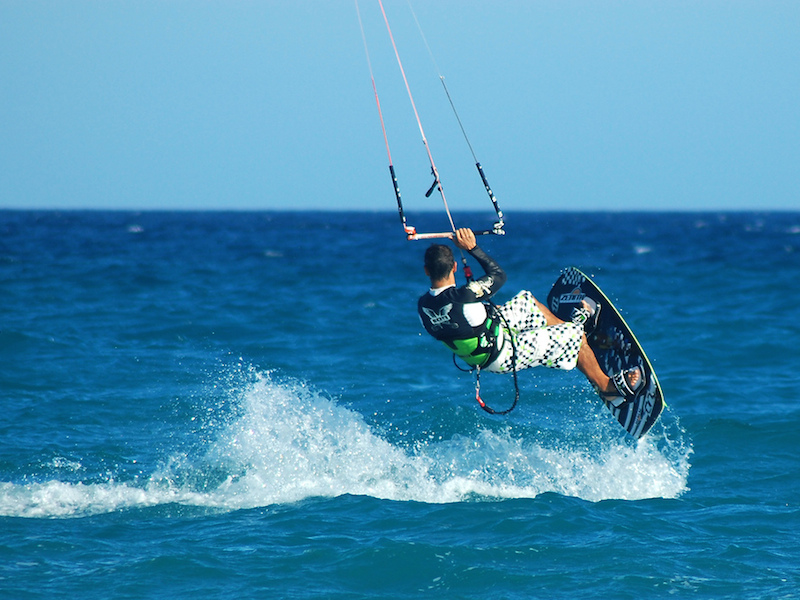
[418,228,642,404]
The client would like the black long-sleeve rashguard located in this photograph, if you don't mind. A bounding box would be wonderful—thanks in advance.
[417,246,507,367]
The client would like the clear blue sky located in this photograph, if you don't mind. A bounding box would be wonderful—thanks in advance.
[1,1,798,212]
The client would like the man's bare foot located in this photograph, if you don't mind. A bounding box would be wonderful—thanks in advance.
[599,366,644,406]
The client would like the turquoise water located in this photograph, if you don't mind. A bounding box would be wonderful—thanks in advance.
[1,211,798,598]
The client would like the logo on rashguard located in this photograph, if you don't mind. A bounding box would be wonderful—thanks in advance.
[423,304,456,331]
[467,277,493,298]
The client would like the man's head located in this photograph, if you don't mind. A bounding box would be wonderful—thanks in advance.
[424,244,456,282]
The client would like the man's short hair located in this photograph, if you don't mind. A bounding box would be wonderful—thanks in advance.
[424,244,455,281]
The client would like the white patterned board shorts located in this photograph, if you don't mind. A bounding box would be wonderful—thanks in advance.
[484,290,583,374]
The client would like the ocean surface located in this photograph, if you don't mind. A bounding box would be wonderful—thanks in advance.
[1,210,798,599]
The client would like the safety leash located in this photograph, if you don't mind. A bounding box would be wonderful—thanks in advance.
[473,302,520,415]
[457,262,520,415]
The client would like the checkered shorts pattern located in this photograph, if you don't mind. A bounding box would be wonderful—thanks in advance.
[484,291,583,374]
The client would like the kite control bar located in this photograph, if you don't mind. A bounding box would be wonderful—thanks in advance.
[404,224,505,241]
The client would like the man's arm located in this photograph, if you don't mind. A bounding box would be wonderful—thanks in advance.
[452,228,507,298]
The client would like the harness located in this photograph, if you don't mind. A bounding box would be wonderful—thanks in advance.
[441,313,501,368]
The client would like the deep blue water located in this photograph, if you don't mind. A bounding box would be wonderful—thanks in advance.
[1,210,799,599]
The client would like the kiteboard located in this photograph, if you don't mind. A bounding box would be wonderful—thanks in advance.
[546,267,665,439]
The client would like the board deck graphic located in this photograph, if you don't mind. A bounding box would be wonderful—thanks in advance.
[546,267,665,439]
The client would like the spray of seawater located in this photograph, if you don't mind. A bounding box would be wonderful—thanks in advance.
[0,368,691,518]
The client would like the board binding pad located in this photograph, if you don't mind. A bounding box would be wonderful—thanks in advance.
[546,267,664,439]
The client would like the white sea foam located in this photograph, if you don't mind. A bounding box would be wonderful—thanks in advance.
[0,371,690,518]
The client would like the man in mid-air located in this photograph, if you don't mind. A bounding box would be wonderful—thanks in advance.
[417,228,642,404]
